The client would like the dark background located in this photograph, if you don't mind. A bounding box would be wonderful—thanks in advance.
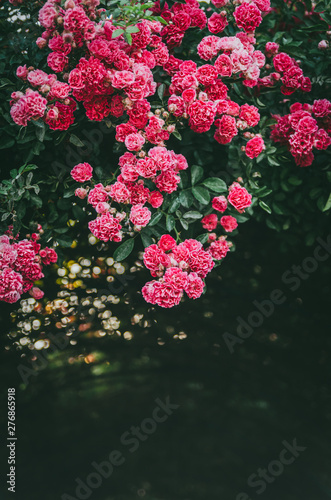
[1,220,331,500]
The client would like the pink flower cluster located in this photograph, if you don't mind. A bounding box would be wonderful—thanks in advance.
[211,183,252,214]
[202,213,238,233]
[168,59,262,141]
[259,51,312,95]
[273,52,312,95]
[199,183,251,254]
[11,66,76,130]
[142,235,215,308]
[0,231,57,304]
[71,148,188,239]
[271,100,331,166]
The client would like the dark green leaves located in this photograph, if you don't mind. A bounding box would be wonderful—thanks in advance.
[191,165,204,185]
[69,134,85,147]
[322,193,331,212]
[140,231,154,248]
[113,238,135,262]
[157,83,166,101]
[34,121,46,142]
[166,215,175,232]
[182,211,203,220]
[148,212,163,226]
[259,200,272,214]
[179,191,194,208]
[202,178,227,193]
[192,186,210,205]
[112,28,124,38]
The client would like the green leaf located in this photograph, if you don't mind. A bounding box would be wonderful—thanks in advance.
[288,177,303,186]
[202,178,227,192]
[57,199,72,211]
[179,171,188,189]
[172,129,182,141]
[113,238,134,262]
[30,193,42,209]
[141,232,154,248]
[72,205,85,220]
[155,15,168,24]
[16,203,26,219]
[34,121,46,142]
[166,215,175,232]
[56,235,73,248]
[179,190,194,208]
[256,97,266,108]
[192,186,210,205]
[54,227,69,234]
[126,26,140,34]
[112,28,124,38]
[179,218,189,230]
[157,83,166,101]
[1,212,10,221]
[69,134,85,147]
[267,156,281,166]
[148,212,163,226]
[259,200,272,214]
[63,188,76,198]
[168,197,181,214]
[125,32,132,45]
[196,233,209,244]
[191,165,204,185]
[182,211,203,220]
[323,193,331,212]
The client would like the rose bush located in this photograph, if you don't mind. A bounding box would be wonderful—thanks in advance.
[0,0,330,305]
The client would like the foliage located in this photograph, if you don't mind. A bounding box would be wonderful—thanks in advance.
[0,0,331,304]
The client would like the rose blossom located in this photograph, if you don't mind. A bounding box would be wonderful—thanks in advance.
[163,267,188,291]
[125,133,145,152]
[201,214,218,231]
[0,267,23,303]
[234,2,262,33]
[184,272,204,299]
[149,191,164,208]
[245,136,265,159]
[29,287,44,300]
[70,162,93,183]
[208,12,228,35]
[130,204,151,227]
[220,216,238,232]
[143,244,171,276]
[227,183,252,213]
[158,234,176,252]
[109,182,130,204]
[88,184,109,207]
[212,196,228,213]
[208,237,230,260]
[88,212,122,242]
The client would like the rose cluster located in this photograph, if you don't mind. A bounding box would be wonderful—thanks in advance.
[201,182,252,234]
[271,100,331,166]
[71,148,188,239]
[260,50,312,95]
[142,235,215,308]
[11,67,76,130]
[0,228,57,304]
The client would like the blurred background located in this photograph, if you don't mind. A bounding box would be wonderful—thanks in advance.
[1,220,331,500]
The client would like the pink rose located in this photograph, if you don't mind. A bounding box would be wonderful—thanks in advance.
[158,234,176,252]
[227,183,252,213]
[130,204,151,227]
[212,196,228,213]
[220,216,238,232]
[71,163,93,183]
